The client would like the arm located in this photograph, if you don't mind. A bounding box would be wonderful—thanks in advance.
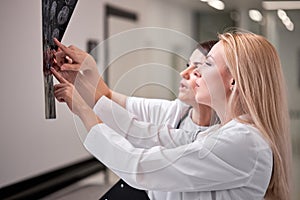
[126,97,189,127]
[94,96,195,148]
[51,67,100,131]
[84,122,272,192]
[52,66,194,148]
[51,68,272,193]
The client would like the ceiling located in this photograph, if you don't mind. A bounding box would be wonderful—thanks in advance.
[164,0,263,12]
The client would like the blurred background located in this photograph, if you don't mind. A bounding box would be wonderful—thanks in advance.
[0,0,299,199]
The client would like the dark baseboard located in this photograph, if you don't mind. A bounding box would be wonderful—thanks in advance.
[0,157,107,200]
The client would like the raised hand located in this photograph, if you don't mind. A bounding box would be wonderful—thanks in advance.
[52,38,113,107]
[53,38,99,85]
[51,67,87,116]
[52,48,78,84]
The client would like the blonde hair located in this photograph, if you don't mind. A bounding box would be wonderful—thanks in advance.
[219,31,292,199]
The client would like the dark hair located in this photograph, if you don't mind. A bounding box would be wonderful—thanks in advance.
[197,40,218,56]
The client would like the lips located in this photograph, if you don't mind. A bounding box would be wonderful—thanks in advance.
[195,79,201,88]
[180,81,188,89]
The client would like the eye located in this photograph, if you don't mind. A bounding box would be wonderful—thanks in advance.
[204,62,212,67]
[186,63,190,68]
[204,56,214,67]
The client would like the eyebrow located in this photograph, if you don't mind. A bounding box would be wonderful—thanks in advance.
[206,55,215,63]
[189,61,203,64]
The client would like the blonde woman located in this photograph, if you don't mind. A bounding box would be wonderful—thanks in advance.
[213,32,292,199]
[52,31,292,199]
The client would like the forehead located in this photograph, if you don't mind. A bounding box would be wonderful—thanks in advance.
[189,49,205,62]
[207,41,226,67]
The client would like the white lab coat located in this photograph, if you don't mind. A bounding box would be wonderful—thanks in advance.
[126,97,208,132]
[84,96,273,200]
[126,97,191,129]
[126,97,211,200]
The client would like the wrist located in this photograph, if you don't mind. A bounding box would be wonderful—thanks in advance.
[94,82,112,104]
[76,103,91,117]
[77,105,100,132]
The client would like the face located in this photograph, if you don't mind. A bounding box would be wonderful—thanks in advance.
[194,41,233,109]
[178,49,206,106]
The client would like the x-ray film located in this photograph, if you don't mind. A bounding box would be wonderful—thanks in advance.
[42,0,78,119]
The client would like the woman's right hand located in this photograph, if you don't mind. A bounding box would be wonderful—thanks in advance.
[53,38,100,86]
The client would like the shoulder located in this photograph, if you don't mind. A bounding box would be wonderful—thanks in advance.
[220,120,270,150]
[201,120,272,173]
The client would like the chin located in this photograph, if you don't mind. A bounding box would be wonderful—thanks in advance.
[178,92,184,98]
[178,96,184,102]
[179,91,188,97]
[195,94,206,105]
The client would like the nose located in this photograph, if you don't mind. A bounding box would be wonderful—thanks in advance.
[180,65,194,80]
[192,68,201,78]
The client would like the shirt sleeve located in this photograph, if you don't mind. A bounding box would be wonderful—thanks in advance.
[93,96,196,148]
[84,123,272,192]
[126,96,190,127]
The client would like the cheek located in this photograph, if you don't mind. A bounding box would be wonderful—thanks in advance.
[194,78,210,103]
[194,70,227,105]
[203,71,229,105]
[188,76,197,88]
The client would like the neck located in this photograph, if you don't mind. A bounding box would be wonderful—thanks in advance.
[214,102,232,125]
[191,104,212,126]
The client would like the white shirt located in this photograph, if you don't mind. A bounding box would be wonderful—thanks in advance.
[126,96,207,132]
[84,96,273,200]
[126,97,210,200]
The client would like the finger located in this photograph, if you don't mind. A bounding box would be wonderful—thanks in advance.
[53,58,63,67]
[54,51,66,59]
[53,86,68,102]
[54,52,67,67]
[65,56,73,64]
[51,67,69,83]
[54,89,66,99]
[53,83,68,90]
[53,89,65,102]
[56,95,66,103]
[60,63,81,71]
[54,84,73,97]
[57,47,63,52]
[55,96,65,103]
[53,38,75,58]
[52,63,61,72]
[54,91,65,102]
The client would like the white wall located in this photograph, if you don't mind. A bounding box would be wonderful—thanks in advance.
[0,0,195,187]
